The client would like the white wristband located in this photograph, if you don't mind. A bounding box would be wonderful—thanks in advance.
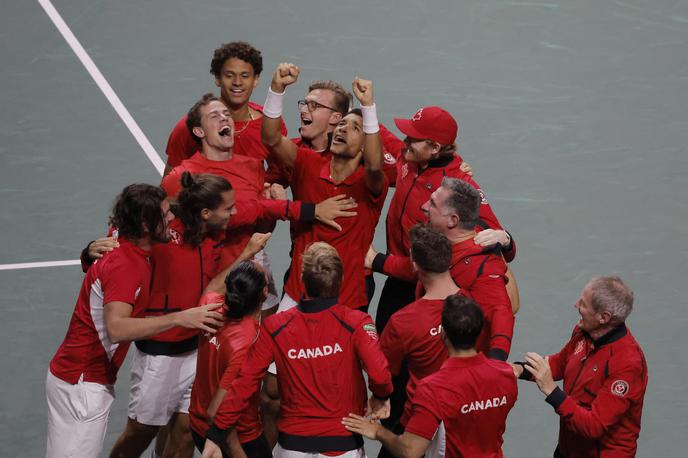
[361,104,380,134]
[263,88,285,119]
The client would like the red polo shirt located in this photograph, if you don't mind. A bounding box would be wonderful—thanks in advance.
[380,298,448,425]
[381,240,514,360]
[405,354,517,458]
[285,147,388,309]
[50,238,151,385]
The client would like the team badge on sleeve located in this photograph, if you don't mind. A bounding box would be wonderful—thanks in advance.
[478,189,488,204]
[611,380,629,397]
[384,152,397,165]
[363,323,378,340]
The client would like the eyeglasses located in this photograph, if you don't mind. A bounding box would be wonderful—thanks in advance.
[297,99,337,113]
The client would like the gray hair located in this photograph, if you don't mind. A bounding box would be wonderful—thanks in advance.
[588,276,634,324]
[440,177,480,230]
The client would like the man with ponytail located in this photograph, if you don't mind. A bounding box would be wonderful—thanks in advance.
[202,243,393,458]
[109,172,260,458]
[190,261,272,458]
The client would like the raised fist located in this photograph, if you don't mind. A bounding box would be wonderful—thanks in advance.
[352,77,374,107]
[271,63,300,93]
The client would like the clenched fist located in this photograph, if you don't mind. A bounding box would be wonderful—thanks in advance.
[352,77,374,107]
[271,63,300,93]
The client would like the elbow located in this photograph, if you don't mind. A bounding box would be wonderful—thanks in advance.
[261,131,280,149]
[105,321,126,344]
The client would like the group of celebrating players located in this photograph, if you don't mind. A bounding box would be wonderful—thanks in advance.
[45,41,648,458]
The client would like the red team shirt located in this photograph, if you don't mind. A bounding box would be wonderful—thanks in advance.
[405,354,517,458]
[189,292,262,443]
[380,298,449,425]
[165,102,290,185]
[212,297,393,452]
[382,240,514,360]
[543,324,648,457]
[285,147,388,309]
[50,238,151,385]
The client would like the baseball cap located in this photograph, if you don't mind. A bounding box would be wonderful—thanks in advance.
[394,106,458,145]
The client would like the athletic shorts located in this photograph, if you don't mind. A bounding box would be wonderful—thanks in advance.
[273,443,366,458]
[46,370,115,458]
[254,249,279,311]
[127,346,196,426]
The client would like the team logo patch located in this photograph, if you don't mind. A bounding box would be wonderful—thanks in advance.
[363,323,378,340]
[135,287,141,300]
[384,152,397,165]
[401,163,409,179]
[412,108,424,121]
[611,380,629,397]
[574,340,585,355]
[168,228,182,245]
[478,189,488,204]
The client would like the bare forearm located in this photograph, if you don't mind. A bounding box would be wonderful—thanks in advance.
[205,249,256,295]
[261,115,283,149]
[375,429,422,458]
[107,314,178,343]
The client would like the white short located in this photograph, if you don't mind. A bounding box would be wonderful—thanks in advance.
[273,443,366,458]
[127,346,196,426]
[254,249,280,310]
[46,370,115,458]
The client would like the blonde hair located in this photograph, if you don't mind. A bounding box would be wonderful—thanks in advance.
[301,242,343,298]
[308,80,352,115]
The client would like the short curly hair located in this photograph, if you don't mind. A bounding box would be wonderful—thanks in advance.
[209,42,263,78]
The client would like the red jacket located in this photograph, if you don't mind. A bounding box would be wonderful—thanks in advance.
[189,292,262,443]
[161,152,313,268]
[135,219,221,354]
[535,324,648,457]
[377,239,514,360]
[210,297,393,453]
[379,124,515,262]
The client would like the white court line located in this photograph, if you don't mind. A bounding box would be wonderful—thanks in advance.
[1,2,168,272]
[37,0,165,176]
[0,260,82,271]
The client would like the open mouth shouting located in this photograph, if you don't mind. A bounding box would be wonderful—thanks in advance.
[331,133,347,146]
[219,126,232,137]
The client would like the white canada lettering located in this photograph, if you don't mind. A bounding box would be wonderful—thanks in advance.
[208,336,220,350]
[287,343,343,359]
[429,324,443,336]
[460,396,507,414]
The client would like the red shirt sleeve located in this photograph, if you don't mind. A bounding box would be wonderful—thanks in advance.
[165,116,199,168]
[213,325,275,430]
[228,198,307,228]
[353,315,393,398]
[101,259,146,306]
[379,316,407,377]
[219,332,252,391]
[404,382,441,441]
[381,254,418,283]
[469,271,514,359]
[161,167,183,198]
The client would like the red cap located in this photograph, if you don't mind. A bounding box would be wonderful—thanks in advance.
[394,106,458,145]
